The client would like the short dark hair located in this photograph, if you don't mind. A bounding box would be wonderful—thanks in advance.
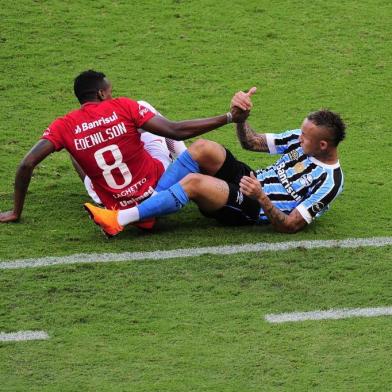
[307,109,346,146]
[74,70,106,104]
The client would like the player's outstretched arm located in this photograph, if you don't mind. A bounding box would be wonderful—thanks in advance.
[240,172,307,233]
[141,102,250,141]
[0,139,55,223]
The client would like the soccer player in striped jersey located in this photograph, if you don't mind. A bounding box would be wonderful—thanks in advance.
[84,88,346,236]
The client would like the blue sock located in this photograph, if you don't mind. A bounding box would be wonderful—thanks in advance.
[138,183,190,220]
[156,150,199,191]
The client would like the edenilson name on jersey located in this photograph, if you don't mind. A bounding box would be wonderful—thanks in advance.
[74,122,127,151]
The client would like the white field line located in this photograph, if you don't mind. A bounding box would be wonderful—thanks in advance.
[0,331,49,342]
[265,306,392,323]
[0,236,391,270]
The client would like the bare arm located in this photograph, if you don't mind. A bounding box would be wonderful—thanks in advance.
[0,139,55,223]
[141,107,249,141]
[235,121,269,152]
[239,172,307,233]
[70,156,86,182]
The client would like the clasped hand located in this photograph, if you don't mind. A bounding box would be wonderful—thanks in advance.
[230,87,257,123]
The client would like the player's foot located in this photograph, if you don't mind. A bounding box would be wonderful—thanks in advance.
[132,218,156,230]
[84,203,124,238]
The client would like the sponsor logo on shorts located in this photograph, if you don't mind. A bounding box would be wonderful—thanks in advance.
[118,185,155,207]
[236,191,244,205]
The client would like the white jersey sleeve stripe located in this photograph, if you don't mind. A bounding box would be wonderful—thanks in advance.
[296,205,312,224]
[266,133,277,154]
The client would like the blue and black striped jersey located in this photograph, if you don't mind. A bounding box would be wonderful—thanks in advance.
[256,129,344,223]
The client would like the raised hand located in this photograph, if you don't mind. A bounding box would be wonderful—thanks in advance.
[231,87,257,111]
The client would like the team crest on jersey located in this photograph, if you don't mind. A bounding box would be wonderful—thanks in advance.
[311,202,325,213]
[299,174,313,187]
[294,162,305,173]
[288,150,299,161]
[139,105,149,117]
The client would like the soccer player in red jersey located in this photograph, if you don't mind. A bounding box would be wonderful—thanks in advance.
[72,100,187,208]
[0,70,249,224]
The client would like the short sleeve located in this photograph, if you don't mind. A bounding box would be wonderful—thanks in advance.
[265,129,301,155]
[41,118,66,151]
[119,97,156,128]
[296,169,344,223]
[137,100,161,116]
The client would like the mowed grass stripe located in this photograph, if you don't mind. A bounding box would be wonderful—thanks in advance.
[265,307,392,323]
[1,236,391,270]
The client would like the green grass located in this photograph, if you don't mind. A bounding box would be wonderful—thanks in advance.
[1,0,392,390]
[1,248,392,391]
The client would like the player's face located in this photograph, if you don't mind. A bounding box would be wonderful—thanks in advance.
[299,119,326,156]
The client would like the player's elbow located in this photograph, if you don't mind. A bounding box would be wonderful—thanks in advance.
[275,218,306,234]
[18,155,37,173]
[160,121,184,140]
[19,159,34,172]
[169,131,185,141]
[285,220,306,234]
[285,224,303,234]
[273,224,297,234]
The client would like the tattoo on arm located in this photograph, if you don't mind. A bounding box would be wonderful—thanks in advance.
[236,122,269,152]
[257,194,306,233]
[262,197,289,226]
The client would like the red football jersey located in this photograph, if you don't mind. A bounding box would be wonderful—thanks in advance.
[42,97,164,209]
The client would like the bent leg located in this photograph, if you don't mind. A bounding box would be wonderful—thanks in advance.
[187,139,227,176]
[180,173,229,212]
[140,173,229,220]
[155,139,227,191]
[118,173,229,226]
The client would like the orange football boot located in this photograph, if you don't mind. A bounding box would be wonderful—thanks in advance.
[84,203,124,238]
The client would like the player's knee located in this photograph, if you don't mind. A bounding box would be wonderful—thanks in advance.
[180,173,204,198]
[188,139,218,160]
[188,139,226,173]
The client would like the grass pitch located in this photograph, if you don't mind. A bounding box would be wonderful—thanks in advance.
[1,0,392,390]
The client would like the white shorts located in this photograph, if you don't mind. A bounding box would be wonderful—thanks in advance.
[140,131,172,170]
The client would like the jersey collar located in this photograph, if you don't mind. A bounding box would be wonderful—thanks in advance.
[309,156,340,169]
